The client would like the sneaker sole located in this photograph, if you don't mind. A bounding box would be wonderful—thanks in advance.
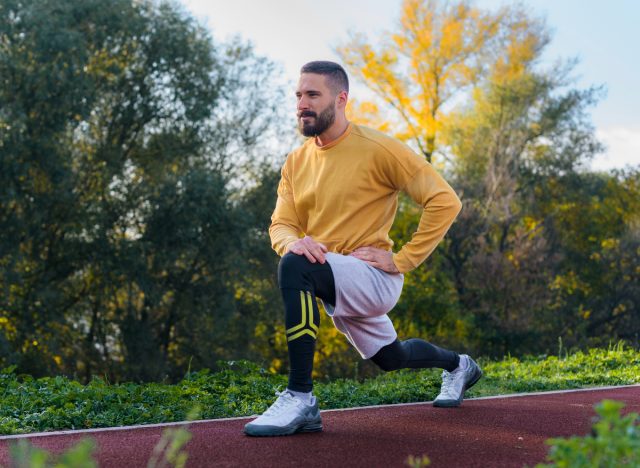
[244,420,323,437]
[433,365,483,408]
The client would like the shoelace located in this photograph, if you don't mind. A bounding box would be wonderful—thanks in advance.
[263,391,298,417]
[439,370,459,397]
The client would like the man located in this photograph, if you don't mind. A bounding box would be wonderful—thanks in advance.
[244,61,482,437]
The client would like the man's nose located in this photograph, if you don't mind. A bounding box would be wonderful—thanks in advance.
[297,96,310,111]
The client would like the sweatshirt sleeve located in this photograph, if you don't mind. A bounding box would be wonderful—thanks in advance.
[269,161,303,256]
[392,163,462,273]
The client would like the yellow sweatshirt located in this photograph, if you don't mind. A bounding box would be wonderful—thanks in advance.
[269,123,462,273]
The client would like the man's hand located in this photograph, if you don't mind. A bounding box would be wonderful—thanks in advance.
[287,236,328,264]
[350,246,400,274]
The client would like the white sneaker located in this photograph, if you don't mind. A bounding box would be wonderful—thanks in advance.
[433,355,482,408]
[244,389,322,436]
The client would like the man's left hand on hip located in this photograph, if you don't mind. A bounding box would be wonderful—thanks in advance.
[350,246,400,274]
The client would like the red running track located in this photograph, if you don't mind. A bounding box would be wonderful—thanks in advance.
[1,385,639,467]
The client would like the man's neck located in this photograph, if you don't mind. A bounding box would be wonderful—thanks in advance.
[315,118,350,147]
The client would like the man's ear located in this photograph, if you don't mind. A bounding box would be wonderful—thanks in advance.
[336,90,348,110]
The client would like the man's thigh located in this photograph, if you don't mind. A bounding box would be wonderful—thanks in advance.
[278,252,336,305]
[331,314,397,360]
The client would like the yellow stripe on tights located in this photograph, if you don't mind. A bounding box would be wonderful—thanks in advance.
[287,328,316,341]
[286,291,308,335]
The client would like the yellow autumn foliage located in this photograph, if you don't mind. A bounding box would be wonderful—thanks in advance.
[337,0,547,164]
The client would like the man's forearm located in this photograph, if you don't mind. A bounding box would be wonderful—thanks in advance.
[392,191,462,273]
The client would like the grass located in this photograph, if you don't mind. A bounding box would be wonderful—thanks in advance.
[0,343,638,436]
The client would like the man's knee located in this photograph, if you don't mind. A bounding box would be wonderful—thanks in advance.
[278,252,313,289]
[370,340,408,372]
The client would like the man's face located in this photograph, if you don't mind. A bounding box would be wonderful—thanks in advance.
[296,73,337,137]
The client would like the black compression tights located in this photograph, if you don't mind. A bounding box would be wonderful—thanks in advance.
[370,338,460,373]
[278,253,334,393]
[278,252,460,393]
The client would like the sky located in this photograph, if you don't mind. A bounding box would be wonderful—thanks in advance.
[180,0,639,171]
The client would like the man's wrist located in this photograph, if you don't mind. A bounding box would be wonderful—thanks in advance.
[283,237,300,253]
[392,252,414,274]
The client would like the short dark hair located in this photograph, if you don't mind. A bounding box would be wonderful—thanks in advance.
[300,61,349,94]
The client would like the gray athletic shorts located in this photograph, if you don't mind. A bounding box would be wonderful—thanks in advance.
[322,252,404,359]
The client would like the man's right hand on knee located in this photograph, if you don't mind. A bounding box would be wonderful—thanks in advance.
[287,236,328,264]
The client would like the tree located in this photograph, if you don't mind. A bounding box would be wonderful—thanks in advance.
[337,0,546,164]
[528,169,640,349]
[0,0,289,380]
[442,50,605,354]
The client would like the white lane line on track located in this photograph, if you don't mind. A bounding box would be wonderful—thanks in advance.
[2,383,638,440]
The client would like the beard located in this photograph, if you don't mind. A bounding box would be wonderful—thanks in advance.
[298,103,336,137]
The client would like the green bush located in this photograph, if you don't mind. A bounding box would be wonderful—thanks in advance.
[536,400,639,467]
[0,344,638,435]
[9,438,97,468]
